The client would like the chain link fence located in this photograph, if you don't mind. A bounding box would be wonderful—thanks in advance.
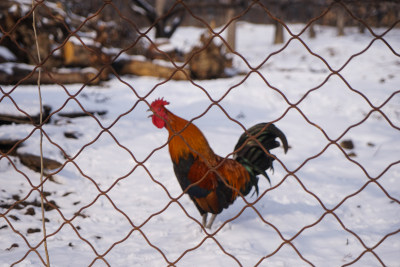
[1,0,399,266]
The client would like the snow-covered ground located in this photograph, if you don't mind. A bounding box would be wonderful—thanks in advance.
[1,22,399,266]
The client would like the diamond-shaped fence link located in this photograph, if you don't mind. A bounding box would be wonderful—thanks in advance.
[1,0,399,266]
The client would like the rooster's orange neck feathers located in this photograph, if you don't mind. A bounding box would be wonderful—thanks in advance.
[164,110,217,165]
[150,98,217,165]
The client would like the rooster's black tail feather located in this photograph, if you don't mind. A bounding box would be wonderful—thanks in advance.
[234,123,288,190]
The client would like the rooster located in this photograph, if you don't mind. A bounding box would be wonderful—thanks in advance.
[149,98,288,229]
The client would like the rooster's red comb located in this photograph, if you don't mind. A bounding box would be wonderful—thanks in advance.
[151,98,169,107]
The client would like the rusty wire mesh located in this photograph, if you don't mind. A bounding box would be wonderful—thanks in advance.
[1,0,400,266]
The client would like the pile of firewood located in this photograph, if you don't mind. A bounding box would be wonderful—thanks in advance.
[0,0,113,84]
[188,33,232,80]
[0,0,233,85]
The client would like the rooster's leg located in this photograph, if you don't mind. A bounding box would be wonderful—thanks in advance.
[202,213,208,227]
[206,214,216,229]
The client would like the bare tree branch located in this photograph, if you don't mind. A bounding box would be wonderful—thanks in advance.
[131,0,185,38]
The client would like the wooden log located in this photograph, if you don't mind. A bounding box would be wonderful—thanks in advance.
[0,105,51,125]
[0,66,102,85]
[57,110,107,118]
[0,139,22,155]
[0,139,62,173]
[117,59,190,80]
[62,40,111,68]
[39,69,102,85]
[17,153,62,172]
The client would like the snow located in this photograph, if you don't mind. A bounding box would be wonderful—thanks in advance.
[1,22,400,266]
[0,47,16,62]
